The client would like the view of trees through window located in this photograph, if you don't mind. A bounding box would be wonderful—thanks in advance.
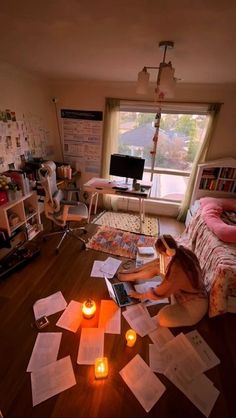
[117,110,210,201]
[118,112,209,172]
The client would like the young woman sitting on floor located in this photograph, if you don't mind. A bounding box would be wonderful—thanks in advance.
[118,234,208,328]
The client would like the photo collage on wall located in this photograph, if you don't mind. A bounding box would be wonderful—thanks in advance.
[0,109,51,172]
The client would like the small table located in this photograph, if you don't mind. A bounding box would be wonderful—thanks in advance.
[83,177,152,232]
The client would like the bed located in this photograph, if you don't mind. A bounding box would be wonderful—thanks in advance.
[179,197,236,317]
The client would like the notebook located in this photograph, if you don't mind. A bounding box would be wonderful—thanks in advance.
[104,276,140,307]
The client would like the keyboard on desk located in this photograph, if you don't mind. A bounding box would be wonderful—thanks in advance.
[112,186,129,191]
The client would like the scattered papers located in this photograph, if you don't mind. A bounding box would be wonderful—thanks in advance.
[186,329,220,371]
[90,257,122,278]
[56,300,83,333]
[100,257,122,278]
[27,333,62,372]
[77,328,104,365]
[160,332,206,382]
[148,325,174,351]
[98,300,121,334]
[31,356,76,406]
[148,330,221,417]
[120,354,166,412]
[134,280,169,306]
[33,291,67,320]
[149,344,166,374]
[122,304,157,337]
[90,260,106,278]
[165,363,220,417]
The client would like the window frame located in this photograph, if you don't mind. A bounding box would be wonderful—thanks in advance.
[118,100,211,203]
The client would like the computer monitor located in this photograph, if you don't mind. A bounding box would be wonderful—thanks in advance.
[109,154,145,184]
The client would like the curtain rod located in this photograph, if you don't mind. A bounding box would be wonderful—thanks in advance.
[105,97,223,106]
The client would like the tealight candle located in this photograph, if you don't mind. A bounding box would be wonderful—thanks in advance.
[94,357,108,379]
[125,329,137,347]
[82,299,96,319]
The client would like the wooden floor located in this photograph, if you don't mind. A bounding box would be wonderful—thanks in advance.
[0,215,235,418]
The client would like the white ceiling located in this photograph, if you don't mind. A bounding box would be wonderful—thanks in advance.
[0,0,236,84]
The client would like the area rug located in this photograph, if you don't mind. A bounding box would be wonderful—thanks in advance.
[86,225,157,259]
[92,211,159,236]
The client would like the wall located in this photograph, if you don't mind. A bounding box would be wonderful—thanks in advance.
[0,62,58,171]
[50,79,236,215]
[51,78,236,161]
[1,63,235,215]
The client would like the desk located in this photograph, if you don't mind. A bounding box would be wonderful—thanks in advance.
[83,177,152,232]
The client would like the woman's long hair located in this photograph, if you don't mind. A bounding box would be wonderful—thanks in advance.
[156,235,203,289]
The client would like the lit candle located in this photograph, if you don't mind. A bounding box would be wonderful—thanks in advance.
[125,329,137,347]
[82,299,96,319]
[94,357,108,379]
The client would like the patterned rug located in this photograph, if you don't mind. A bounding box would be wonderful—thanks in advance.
[92,211,159,236]
[86,225,157,259]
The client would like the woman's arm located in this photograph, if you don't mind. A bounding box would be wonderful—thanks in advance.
[129,262,186,299]
[129,278,174,300]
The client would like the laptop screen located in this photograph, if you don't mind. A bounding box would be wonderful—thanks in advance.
[104,277,117,302]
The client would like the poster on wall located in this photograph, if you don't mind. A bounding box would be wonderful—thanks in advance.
[61,109,103,176]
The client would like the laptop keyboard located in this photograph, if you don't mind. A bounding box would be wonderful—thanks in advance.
[114,283,130,305]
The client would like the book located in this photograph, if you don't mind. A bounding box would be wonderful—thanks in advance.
[137,246,155,256]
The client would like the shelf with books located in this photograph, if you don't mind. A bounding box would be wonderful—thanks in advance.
[0,191,42,241]
[191,158,236,205]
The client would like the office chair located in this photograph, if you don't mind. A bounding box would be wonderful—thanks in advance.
[38,161,88,253]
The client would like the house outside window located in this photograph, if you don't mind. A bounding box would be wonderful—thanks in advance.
[118,102,211,203]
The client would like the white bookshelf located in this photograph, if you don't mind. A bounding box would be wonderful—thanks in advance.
[0,191,42,240]
[190,158,236,206]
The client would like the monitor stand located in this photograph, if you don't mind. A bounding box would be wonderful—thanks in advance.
[132,178,137,189]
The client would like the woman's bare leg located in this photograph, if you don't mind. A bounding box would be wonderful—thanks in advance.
[118,261,159,282]
[119,259,159,274]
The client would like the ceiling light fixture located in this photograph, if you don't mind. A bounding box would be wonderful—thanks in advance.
[137,40,177,99]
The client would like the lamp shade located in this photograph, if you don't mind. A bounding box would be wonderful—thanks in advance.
[157,63,176,98]
[136,68,150,94]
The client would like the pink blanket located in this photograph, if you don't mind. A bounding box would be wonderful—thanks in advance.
[179,208,236,317]
[200,197,236,244]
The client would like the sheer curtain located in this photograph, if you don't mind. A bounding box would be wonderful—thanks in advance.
[177,104,221,222]
[102,98,120,209]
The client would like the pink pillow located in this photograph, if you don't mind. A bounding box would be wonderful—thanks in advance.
[200,197,236,211]
[200,198,236,244]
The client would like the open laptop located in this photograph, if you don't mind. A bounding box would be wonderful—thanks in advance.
[104,276,140,307]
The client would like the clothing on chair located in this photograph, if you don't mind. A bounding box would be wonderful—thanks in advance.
[38,160,89,252]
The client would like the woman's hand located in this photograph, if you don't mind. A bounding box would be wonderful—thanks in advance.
[128,291,147,300]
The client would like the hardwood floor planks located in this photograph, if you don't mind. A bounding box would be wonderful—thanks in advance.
[0,217,235,418]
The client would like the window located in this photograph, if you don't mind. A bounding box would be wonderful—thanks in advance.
[117,101,211,202]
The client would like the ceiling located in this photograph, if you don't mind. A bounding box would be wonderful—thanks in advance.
[0,0,236,84]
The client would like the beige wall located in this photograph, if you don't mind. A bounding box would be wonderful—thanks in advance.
[0,62,58,164]
[51,79,236,162]
[1,63,235,215]
[1,64,235,167]
[49,79,236,215]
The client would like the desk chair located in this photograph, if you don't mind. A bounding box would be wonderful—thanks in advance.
[38,161,88,253]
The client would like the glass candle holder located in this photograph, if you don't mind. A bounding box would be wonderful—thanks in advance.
[94,357,108,379]
[82,299,96,319]
[125,329,137,347]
